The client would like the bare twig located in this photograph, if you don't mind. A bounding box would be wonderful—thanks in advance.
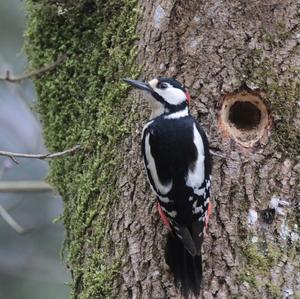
[0,55,67,83]
[209,149,226,159]
[0,204,25,234]
[0,144,81,164]
[9,155,20,164]
[0,181,53,193]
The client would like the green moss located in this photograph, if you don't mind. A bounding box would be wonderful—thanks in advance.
[266,282,281,298]
[241,31,299,156]
[238,270,258,288]
[238,240,282,291]
[25,1,139,298]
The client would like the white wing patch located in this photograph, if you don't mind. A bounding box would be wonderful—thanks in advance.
[145,133,173,195]
[160,205,177,218]
[192,200,204,214]
[167,210,177,218]
[158,195,170,203]
[194,187,205,196]
[186,123,205,190]
[193,205,204,214]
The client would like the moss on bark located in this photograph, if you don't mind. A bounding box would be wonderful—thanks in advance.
[241,26,300,157]
[25,1,139,298]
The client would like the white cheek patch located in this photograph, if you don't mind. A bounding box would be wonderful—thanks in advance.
[149,79,186,106]
[154,87,186,106]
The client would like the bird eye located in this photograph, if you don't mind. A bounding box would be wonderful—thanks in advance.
[158,82,168,89]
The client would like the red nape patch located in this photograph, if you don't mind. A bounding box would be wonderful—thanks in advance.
[185,90,191,103]
[157,202,172,231]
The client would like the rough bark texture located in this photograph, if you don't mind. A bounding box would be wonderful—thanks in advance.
[26,0,299,299]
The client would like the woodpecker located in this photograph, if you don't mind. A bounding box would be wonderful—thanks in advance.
[123,77,211,298]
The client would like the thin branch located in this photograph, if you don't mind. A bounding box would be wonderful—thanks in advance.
[209,149,226,159]
[0,55,67,83]
[0,181,53,193]
[9,155,20,164]
[0,204,25,234]
[0,144,81,164]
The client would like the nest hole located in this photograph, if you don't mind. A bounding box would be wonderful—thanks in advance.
[228,101,261,130]
[219,90,271,148]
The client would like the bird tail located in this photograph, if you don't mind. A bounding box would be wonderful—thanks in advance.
[165,232,202,299]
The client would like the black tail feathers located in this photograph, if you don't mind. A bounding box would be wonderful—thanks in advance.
[165,233,203,298]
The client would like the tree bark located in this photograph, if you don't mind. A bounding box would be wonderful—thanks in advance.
[26,0,300,299]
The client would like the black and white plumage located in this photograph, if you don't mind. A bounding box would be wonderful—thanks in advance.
[124,77,211,298]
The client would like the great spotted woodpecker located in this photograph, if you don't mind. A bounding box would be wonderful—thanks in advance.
[124,77,211,298]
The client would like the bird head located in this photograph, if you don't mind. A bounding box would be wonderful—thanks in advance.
[123,77,190,119]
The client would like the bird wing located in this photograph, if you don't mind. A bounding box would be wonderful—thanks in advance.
[142,128,173,197]
[185,121,211,254]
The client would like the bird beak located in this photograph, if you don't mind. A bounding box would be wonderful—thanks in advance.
[123,78,153,93]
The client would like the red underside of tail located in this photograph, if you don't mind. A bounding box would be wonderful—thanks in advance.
[157,202,171,231]
[157,201,212,232]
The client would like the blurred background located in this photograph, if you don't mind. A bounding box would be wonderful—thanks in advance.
[0,1,69,298]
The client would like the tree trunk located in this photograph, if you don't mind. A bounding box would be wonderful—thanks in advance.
[26,0,300,298]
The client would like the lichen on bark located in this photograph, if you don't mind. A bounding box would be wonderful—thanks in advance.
[25,0,139,298]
